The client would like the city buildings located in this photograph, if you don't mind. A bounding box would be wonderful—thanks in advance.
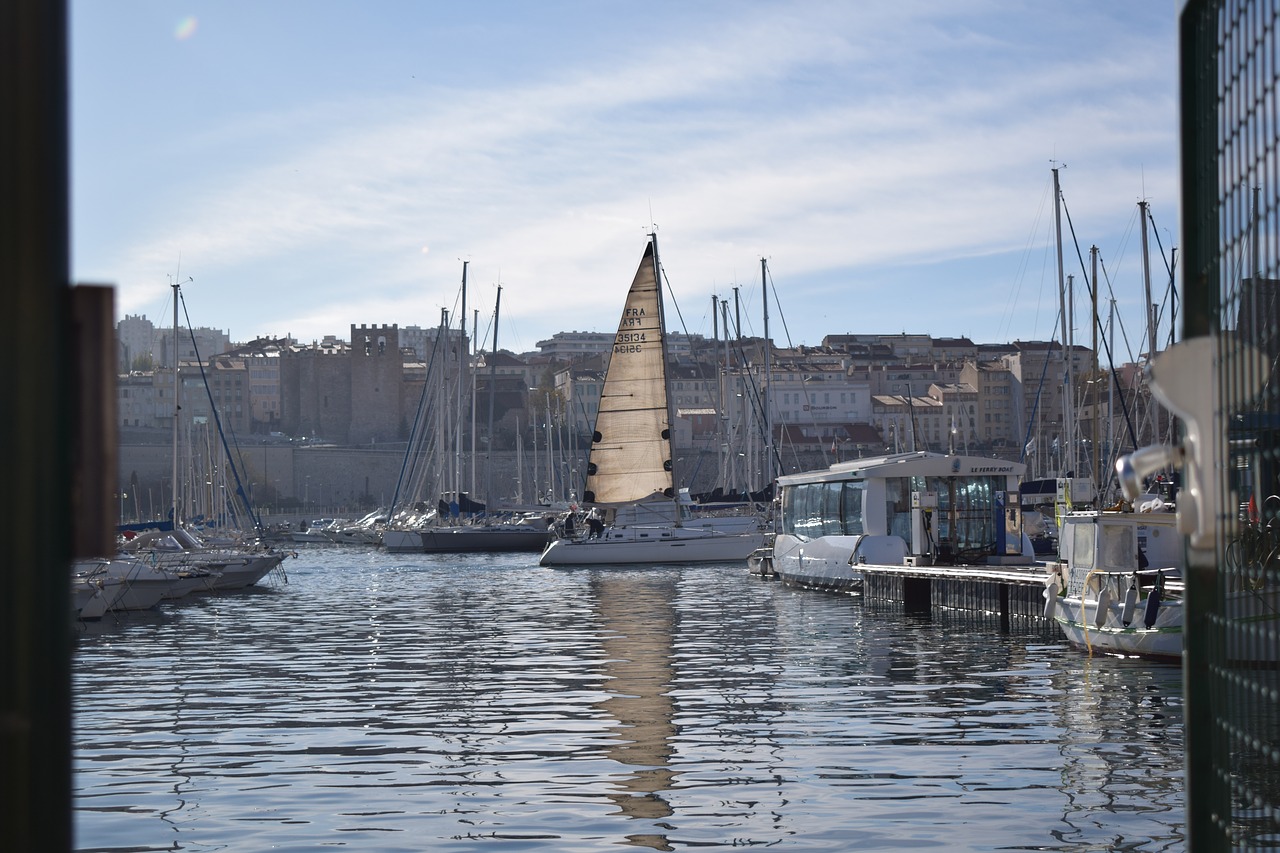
[116,314,1150,513]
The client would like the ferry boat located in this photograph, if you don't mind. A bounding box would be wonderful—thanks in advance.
[770,451,1033,592]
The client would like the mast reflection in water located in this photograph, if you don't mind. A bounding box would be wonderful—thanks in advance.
[72,550,1185,852]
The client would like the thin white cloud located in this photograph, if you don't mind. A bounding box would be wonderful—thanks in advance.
[80,1,1178,352]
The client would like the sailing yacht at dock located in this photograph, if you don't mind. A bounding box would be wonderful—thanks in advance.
[105,277,288,592]
[380,273,555,554]
[539,235,765,566]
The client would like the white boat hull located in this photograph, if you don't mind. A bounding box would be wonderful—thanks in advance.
[1047,583,1280,662]
[1050,594,1184,660]
[540,528,764,566]
[72,577,124,621]
[381,529,425,553]
[771,533,911,593]
[207,553,286,590]
[74,558,172,612]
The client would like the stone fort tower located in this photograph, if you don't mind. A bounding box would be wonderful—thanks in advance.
[348,324,406,445]
[280,324,406,445]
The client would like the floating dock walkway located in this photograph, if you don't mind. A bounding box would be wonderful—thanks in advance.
[858,560,1049,628]
[753,549,1053,630]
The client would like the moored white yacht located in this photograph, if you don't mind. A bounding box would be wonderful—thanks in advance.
[119,527,285,590]
[1043,335,1279,662]
[73,557,172,612]
[71,571,125,621]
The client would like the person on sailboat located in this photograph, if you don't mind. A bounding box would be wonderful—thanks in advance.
[586,509,605,539]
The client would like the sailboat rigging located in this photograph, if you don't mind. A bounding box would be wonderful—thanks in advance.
[539,234,765,566]
[381,268,551,553]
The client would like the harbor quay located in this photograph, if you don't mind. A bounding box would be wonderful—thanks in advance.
[116,433,847,523]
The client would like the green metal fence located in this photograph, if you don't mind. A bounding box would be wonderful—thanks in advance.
[1181,1,1280,848]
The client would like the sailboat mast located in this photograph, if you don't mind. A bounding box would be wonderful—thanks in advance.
[712,294,723,493]
[1052,167,1074,477]
[471,307,478,500]
[1140,200,1156,368]
[1090,247,1100,491]
[545,393,553,503]
[171,279,180,527]
[1108,299,1118,455]
[761,257,773,489]
[720,299,735,493]
[455,261,467,505]
[515,416,523,505]
[485,285,502,509]
[649,233,680,519]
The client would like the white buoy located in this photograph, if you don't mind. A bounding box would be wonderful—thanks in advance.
[1043,580,1060,619]
[1120,583,1139,626]
[1094,588,1113,628]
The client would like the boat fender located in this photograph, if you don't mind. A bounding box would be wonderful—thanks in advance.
[1043,579,1060,619]
[1143,586,1162,629]
[1120,580,1139,627]
[1094,587,1113,628]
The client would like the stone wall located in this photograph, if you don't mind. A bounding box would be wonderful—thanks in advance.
[117,438,873,523]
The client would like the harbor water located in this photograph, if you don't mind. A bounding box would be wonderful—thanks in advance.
[73,548,1185,851]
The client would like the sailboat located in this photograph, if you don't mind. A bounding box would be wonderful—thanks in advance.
[382,274,554,554]
[115,277,287,589]
[539,235,765,566]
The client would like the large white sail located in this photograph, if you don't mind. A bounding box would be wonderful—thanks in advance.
[582,238,674,506]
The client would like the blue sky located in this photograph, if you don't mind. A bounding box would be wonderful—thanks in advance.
[71,1,1180,361]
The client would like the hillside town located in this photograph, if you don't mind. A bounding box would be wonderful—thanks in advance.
[113,313,1157,520]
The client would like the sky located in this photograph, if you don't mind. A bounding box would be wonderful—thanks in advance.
[71,1,1181,362]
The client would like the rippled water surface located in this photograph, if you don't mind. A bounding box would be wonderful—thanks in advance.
[73,548,1185,851]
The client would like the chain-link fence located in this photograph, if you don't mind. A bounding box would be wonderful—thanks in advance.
[1180,1,1280,848]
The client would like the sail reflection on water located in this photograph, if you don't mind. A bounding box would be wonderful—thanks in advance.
[591,572,678,844]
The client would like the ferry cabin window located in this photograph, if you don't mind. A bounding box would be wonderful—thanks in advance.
[887,475,1003,557]
[842,483,863,534]
[781,481,865,539]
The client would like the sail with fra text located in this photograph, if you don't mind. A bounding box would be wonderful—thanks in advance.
[582,238,674,505]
